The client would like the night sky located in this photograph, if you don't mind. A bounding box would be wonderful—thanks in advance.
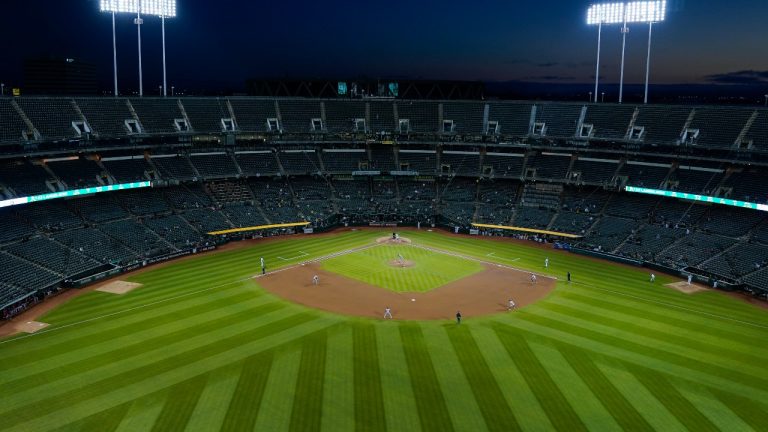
[2,0,768,94]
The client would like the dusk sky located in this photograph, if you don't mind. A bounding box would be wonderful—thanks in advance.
[2,0,768,92]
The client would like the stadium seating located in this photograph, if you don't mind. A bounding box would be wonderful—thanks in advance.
[235,151,280,177]
[181,98,231,133]
[47,158,105,189]
[3,97,768,312]
[487,102,533,136]
[0,99,29,144]
[442,102,484,135]
[583,104,634,140]
[15,98,82,140]
[229,98,278,132]
[76,98,134,138]
[533,103,582,138]
[688,107,753,149]
[277,100,322,134]
[397,150,437,175]
[189,153,240,178]
[278,150,323,175]
[129,98,185,135]
[633,106,692,145]
[102,157,152,183]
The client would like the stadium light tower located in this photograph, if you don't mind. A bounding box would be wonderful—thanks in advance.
[100,1,177,97]
[588,1,667,104]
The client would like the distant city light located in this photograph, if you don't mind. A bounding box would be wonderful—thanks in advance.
[587,1,666,25]
[100,0,176,17]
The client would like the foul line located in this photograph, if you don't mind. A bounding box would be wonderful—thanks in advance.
[277,251,310,261]
[409,243,557,280]
[486,252,521,263]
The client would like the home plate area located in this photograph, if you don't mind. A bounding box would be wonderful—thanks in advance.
[259,259,554,321]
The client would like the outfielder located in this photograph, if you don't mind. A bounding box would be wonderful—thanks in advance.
[260,257,266,275]
[545,258,549,268]
[650,273,656,283]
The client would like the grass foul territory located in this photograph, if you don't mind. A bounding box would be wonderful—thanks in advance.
[1,229,767,432]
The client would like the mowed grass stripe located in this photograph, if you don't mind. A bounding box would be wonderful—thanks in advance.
[321,327,355,432]
[252,348,302,432]
[675,385,754,431]
[40,233,373,324]
[713,389,768,431]
[560,289,768,344]
[353,323,386,432]
[0,312,321,428]
[2,295,280,385]
[374,323,420,432]
[557,345,653,432]
[6,318,337,432]
[220,352,273,432]
[629,365,720,432]
[290,333,328,432]
[399,324,455,432]
[527,342,622,431]
[0,286,259,359]
[547,295,768,361]
[468,325,556,432]
[530,304,768,377]
[113,391,168,432]
[51,401,131,432]
[493,325,588,432]
[420,325,487,431]
[446,325,520,432]
[518,310,768,392]
[185,365,242,432]
[150,374,209,432]
[596,361,688,432]
[1,303,287,393]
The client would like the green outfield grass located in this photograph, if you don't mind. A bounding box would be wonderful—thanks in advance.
[321,244,483,292]
[1,229,768,431]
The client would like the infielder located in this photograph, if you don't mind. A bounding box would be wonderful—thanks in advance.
[384,307,393,319]
[456,310,462,324]
[312,275,319,285]
[530,273,537,284]
[508,299,516,310]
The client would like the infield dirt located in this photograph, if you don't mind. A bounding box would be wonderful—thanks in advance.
[259,261,555,320]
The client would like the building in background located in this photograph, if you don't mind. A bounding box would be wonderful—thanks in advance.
[23,57,97,95]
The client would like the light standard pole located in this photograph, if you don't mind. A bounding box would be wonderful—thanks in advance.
[171,86,175,97]
[135,2,144,97]
[594,21,602,103]
[764,95,768,107]
[112,11,118,96]
[1,83,5,97]
[161,14,168,97]
[589,91,593,102]
[618,17,629,104]
[644,22,654,104]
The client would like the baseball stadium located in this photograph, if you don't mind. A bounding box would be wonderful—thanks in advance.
[2,1,768,431]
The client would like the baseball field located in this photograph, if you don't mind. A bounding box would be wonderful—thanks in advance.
[1,228,767,431]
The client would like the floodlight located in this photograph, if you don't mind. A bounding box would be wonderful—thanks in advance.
[586,1,667,104]
[100,0,176,97]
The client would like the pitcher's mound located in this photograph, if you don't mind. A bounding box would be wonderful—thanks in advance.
[666,281,709,294]
[18,321,49,334]
[388,260,415,268]
[96,280,143,295]
[376,236,412,244]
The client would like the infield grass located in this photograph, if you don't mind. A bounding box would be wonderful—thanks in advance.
[1,229,767,432]
[321,244,483,292]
